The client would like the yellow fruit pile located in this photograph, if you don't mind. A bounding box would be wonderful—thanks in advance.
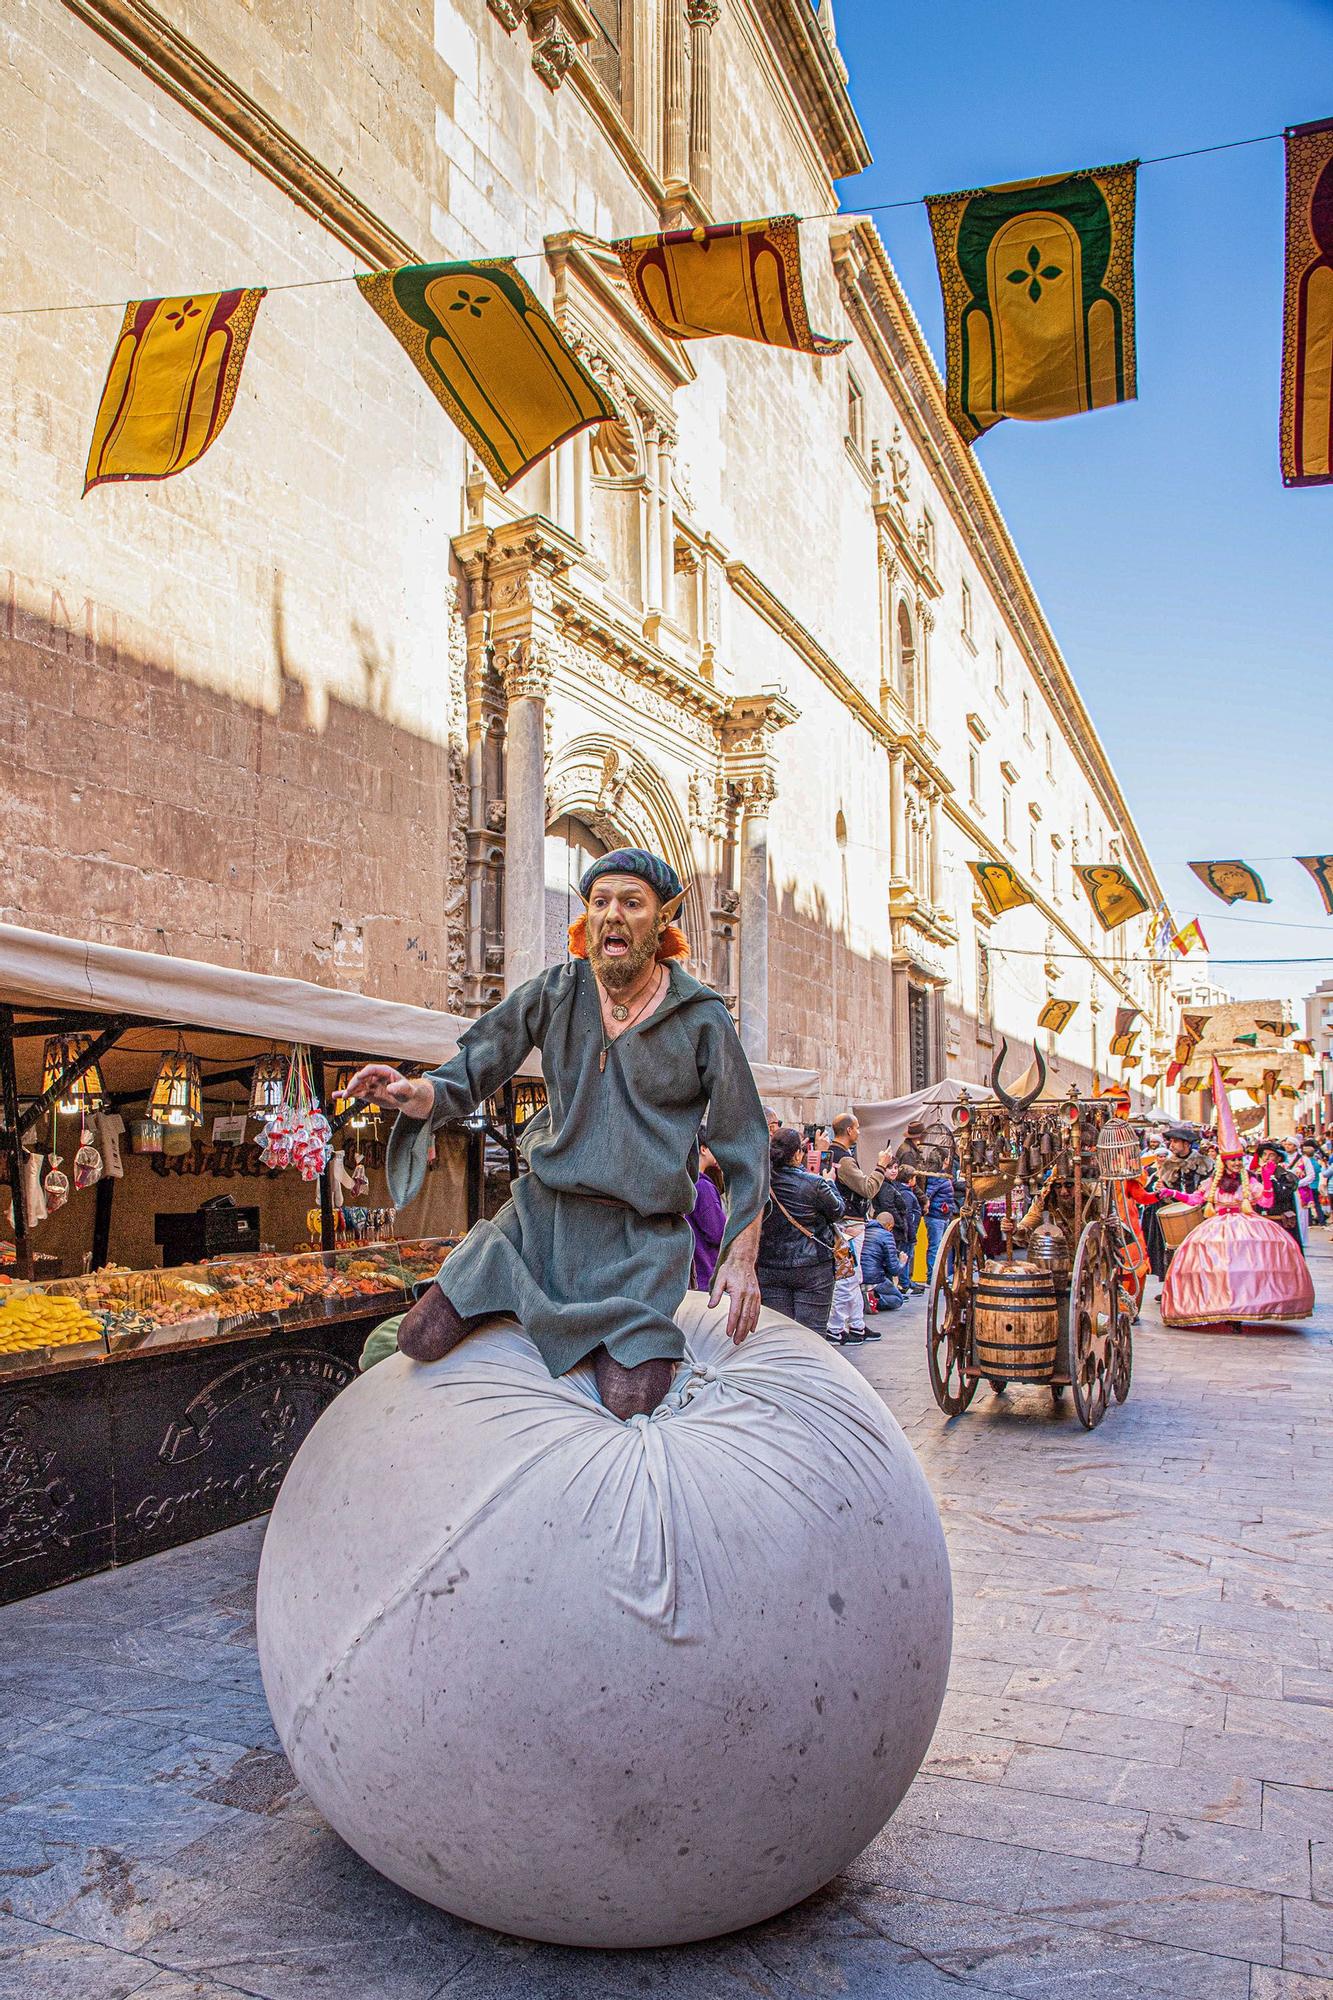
[0,1292,105,1354]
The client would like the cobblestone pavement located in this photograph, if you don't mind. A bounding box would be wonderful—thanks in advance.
[2,1245,1332,2000]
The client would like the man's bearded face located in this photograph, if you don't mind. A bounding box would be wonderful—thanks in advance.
[586,876,662,991]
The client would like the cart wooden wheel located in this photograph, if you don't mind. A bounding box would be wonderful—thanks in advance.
[1069,1219,1125,1431]
[926,1219,978,1416]
[1112,1297,1134,1404]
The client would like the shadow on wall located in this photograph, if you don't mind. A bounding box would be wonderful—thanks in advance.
[0,567,464,1009]
[768,870,897,1103]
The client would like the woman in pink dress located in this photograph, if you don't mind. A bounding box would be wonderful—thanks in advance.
[1161,1060,1314,1330]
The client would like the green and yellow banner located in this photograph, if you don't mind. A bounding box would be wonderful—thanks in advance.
[967,860,1034,916]
[1188,860,1271,905]
[926,161,1138,443]
[356,260,615,489]
[1073,862,1149,929]
[1037,997,1078,1033]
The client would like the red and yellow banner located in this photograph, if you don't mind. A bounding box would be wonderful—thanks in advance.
[1170,918,1208,957]
[614,217,846,356]
[84,289,265,492]
[1281,117,1333,488]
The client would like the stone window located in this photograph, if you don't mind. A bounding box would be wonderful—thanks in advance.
[1050,835,1061,900]
[961,578,973,643]
[846,370,866,456]
[586,0,624,102]
[994,638,1005,698]
[968,746,982,809]
[919,509,936,569]
[976,941,994,1043]
[1022,690,1032,743]
[1044,731,1054,780]
[895,601,917,715]
[1001,785,1012,847]
[1029,824,1040,879]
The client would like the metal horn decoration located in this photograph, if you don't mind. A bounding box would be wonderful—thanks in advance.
[991,1037,1048,1114]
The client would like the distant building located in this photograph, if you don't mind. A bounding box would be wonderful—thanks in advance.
[1300,978,1333,1132]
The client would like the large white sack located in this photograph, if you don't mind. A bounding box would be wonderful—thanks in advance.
[256,1295,952,1947]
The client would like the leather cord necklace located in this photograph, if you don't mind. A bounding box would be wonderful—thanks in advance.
[596,964,664,1072]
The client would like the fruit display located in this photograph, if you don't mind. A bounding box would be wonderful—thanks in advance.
[0,1292,105,1355]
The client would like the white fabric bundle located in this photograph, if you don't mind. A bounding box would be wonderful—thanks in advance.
[257,1296,952,1947]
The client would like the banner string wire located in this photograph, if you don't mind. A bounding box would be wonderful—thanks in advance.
[0,127,1288,319]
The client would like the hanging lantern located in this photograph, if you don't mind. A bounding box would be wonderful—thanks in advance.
[332,1064,371,1130]
[149,1039,202,1127]
[41,1033,107,1114]
[250,1051,288,1117]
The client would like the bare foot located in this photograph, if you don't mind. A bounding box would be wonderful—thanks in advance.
[593,1349,675,1420]
[397,1285,474,1362]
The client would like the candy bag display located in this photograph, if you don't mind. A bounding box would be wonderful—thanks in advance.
[74,1126,104,1191]
[257,1044,332,1182]
[43,1156,70,1212]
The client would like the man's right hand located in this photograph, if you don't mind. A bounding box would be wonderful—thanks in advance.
[342,1063,436,1121]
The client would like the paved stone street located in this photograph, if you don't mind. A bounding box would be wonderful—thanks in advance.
[2,1247,1332,2000]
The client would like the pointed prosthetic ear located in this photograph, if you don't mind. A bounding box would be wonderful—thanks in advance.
[659,887,688,923]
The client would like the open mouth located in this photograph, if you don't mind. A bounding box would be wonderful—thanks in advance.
[600,934,630,957]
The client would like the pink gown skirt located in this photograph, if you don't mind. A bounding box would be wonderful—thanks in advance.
[1161,1209,1314,1328]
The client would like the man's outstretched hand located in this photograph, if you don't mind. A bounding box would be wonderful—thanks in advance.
[343,1063,436,1122]
[709,1216,763,1343]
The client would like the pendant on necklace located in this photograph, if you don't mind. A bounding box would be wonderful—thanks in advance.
[599,1048,607,1073]
[611,1002,629,1022]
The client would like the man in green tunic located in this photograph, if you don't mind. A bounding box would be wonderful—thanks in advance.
[345,850,768,1419]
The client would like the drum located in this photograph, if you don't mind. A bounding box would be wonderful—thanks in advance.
[1158,1202,1202,1251]
[971,1260,1059,1381]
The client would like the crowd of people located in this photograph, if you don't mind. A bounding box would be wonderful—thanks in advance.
[696,1107,960,1346]
[687,1102,1330,1345]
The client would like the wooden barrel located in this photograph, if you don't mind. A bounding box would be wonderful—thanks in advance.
[1159,1201,1203,1250]
[972,1261,1058,1381]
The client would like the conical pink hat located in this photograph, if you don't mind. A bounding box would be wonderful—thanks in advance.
[1211,1056,1241,1156]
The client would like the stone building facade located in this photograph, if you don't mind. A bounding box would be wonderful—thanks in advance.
[0,0,1168,1111]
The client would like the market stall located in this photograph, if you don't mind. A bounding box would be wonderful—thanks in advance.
[0,923,539,1603]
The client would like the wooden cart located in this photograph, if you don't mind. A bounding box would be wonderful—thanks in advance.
[926,1045,1141,1431]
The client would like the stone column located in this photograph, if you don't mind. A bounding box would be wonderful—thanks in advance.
[658,430,676,621]
[498,642,552,992]
[927,786,941,906]
[572,429,590,545]
[663,0,687,185]
[686,0,720,201]
[555,440,575,537]
[888,747,905,879]
[736,775,775,1062]
[644,424,663,613]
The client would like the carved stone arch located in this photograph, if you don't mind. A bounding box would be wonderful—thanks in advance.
[545,734,707,961]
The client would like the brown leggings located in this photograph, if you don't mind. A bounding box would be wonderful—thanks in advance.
[397,1287,675,1419]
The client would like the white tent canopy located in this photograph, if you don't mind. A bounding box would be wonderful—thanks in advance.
[853,1078,993,1164]
[749,1063,821,1104]
[0,921,537,1073]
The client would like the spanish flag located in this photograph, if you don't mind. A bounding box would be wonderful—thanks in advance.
[1170,919,1208,957]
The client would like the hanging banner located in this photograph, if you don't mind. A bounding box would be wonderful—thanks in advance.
[1165,1062,1183,1087]
[1235,1031,1259,1047]
[1121,1054,1141,1070]
[1255,1016,1296,1037]
[356,260,615,489]
[1187,860,1271,905]
[1174,1033,1198,1066]
[1037,997,1078,1032]
[1073,863,1149,929]
[1295,1038,1315,1056]
[613,217,847,356]
[1114,1004,1141,1038]
[1280,117,1333,488]
[1180,1011,1212,1040]
[1109,1030,1139,1059]
[925,160,1137,443]
[967,860,1035,916]
[1140,1071,1162,1089]
[1170,917,1209,957]
[84,289,265,492]
[1296,855,1333,915]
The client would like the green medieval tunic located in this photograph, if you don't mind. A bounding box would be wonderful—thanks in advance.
[386,959,769,1377]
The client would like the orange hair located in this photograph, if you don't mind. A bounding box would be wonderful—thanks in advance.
[568,915,690,964]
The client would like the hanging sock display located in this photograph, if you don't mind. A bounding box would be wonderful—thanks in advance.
[925,161,1137,443]
[966,859,1034,916]
[1072,863,1149,929]
[1187,860,1271,905]
[356,260,615,489]
[1037,997,1077,1032]
[612,217,847,355]
[1296,855,1333,915]
[1281,117,1333,488]
[84,289,265,492]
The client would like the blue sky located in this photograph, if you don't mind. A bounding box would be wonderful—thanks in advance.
[831,0,1333,1004]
